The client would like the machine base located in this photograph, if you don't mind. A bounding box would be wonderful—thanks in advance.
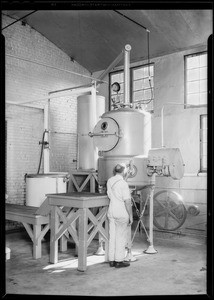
[144,245,158,254]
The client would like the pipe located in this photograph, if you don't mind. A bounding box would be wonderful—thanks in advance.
[43,100,50,173]
[161,106,164,148]
[6,53,105,82]
[48,83,96,95]
[144,185,158,254]
[97,51,124,83]
[6,87,97,106]
[124,44,131,103]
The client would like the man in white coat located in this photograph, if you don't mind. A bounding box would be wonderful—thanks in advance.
[107,163,133,268]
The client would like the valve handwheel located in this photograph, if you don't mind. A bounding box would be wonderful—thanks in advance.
[153,190,187,231]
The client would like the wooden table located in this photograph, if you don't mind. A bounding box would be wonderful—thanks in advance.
[47,192,109,271]
[6,203,49,259]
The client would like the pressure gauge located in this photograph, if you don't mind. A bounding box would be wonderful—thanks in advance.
[111,82,120,93]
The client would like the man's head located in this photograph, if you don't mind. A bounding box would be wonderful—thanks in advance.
[113,163,128,178]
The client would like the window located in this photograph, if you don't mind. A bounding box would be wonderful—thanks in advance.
[109,64,154,112]
[200,114,207,172]
[185,52,207,107]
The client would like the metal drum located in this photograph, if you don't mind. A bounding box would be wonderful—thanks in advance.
[26,172,69,207]
[77,95,105,170]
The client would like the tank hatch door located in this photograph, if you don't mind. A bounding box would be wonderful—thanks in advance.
[91,117,121,152]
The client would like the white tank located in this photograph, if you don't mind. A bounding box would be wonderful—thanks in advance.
[77,95,105,170]
[26,172,69,207]
[92,107,152,188]
[93,108,151,157]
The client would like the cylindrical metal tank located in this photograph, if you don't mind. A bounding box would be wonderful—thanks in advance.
[93,108,151,157]
[92,107,152,188]
[98,155,155,188]
[77,95,105,170]
[26,172,69,207]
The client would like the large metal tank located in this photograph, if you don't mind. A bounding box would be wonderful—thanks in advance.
[98,155,155,188]
[77,95,105,170]
[93,108,151,156]
[92,107,153,188]
[26,172,69,207]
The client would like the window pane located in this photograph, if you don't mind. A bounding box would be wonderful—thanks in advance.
[186,52,207,108]
[187,68,200,81]
[119,83,124,94]
[201,142,207,154]
[200,54,207,67]
[201,156,207,169]
[201,116,207,129]
[111,73,123,83]
[133,79,143,91]
[144,89,153,100]
[187,81,200,93]
[201,129,207,142]
[200,79,207,93]
[200,67,207,80]
[199,92,207,105]
[187,55,200,69]
[133,68,144,80]
[133,90,144,101]
[200,114,207,172]
[149,65,154,76]
[187,93,200,105]
[144,78,151,89]
[144,66,151,77]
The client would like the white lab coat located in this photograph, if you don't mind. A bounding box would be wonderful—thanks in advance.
[107,174,131,262]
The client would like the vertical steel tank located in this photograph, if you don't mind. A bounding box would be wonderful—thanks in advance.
[77,95,105,170]
[92,107,154,188]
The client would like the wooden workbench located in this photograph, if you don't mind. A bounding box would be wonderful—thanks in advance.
[47,192,109,271]
[6,203,49,259]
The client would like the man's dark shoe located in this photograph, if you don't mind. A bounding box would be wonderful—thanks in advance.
[115,261,130,268]
[109,261,116,267]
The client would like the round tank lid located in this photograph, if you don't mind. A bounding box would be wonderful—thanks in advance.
[93,117,120,152]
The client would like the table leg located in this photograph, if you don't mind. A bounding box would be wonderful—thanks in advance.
[90,176,95,193]
[50,206,59,264]
[60,235,67,252]
[77,208,88,271]
[33,224,42,259]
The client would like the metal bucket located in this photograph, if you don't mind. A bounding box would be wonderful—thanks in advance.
[25,172,69,207]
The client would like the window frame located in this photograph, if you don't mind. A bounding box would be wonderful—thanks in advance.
[199,114,207,173]
[184,51,208,109]
[109,62,154,112]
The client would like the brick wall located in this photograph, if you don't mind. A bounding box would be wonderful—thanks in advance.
[3,14,91,229]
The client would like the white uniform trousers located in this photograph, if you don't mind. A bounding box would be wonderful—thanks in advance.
[108,216,129,262]
[126,225,132,250]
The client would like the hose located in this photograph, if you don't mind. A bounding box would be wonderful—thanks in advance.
[37,130,47,174]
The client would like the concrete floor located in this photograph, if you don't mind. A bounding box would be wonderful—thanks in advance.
[5,227,207,296]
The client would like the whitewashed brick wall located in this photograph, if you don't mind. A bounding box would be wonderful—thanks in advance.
[3,14,91,225]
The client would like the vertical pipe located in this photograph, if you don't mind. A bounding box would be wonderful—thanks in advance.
[44,100,50,173]
[144,185,157,254]
[124,44,131,104]
[161,106,164,148]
